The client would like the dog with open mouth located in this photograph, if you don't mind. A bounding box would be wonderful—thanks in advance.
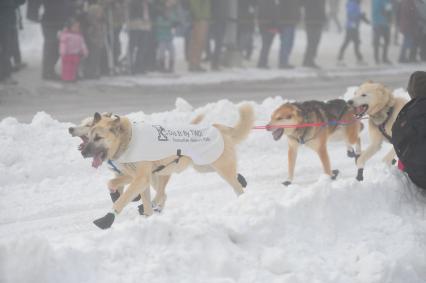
[348,81,408,181]
[79,104,254,229]
[267,99,362,186]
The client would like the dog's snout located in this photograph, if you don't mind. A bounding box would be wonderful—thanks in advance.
[347,100,354,105]
[69,127,75,135]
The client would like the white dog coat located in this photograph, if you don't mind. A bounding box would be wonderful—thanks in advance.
[116,122,225,165]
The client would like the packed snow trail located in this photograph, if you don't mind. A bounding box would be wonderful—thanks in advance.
[1,92,426,283]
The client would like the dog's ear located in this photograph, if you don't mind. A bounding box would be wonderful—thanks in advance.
[109,115,122,135]
[93,112,102,125]
[103,112,113,118]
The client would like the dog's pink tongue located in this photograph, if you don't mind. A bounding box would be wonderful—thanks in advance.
[92,154,103,169]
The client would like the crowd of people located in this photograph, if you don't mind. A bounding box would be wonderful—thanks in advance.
[1,0,426,84]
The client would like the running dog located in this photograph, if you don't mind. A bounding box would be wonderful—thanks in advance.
[267,99,362,186]
[348,81,408,181]
[80,104,254,229]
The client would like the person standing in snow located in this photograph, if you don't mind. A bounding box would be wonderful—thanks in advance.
[256,0,280,69]
[371,0,393,64]
[155,0,178,73]
[27,0,74,81]
[337,0,369,66]
[59,18,89,82]
[278,0,301,69]
[302,0,327,69]
[328,0,343,33]
[398,0,419,63]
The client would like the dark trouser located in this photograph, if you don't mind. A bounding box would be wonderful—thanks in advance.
[303,24,323,66]
[279,25,296,67]
[399,33,418,62]
[84,41,103,79]
[10,26,22,67]
[0,10,13,81]
[373,25,390,63]
[338,28,363,61]
[189,20,209,68]
[257,28,276,68]
[237,26,254,60]
[128,30,150,74]
[41,22,63,79]
[210,20,227,69]
[113,27,122,66]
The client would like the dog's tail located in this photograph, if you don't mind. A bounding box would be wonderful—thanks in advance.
[215,104,255,144]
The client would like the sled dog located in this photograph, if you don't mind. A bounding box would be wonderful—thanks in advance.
[348,81,408,181]
[79,104,254,229]
[267,99,362,186]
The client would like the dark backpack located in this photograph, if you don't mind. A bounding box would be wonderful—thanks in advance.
[392,97,426,189]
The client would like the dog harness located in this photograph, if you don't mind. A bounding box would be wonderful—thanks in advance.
[378,107,394,142]
[116,122,225,166]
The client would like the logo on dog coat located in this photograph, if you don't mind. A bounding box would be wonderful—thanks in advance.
[117,123,224,165]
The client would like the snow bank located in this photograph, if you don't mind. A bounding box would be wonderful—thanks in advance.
[1,95,426,283]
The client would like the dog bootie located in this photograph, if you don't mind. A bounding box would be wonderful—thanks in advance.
[93,213,115,229]
[110,191,120,203]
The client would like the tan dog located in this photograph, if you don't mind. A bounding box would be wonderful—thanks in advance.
[267,99,362,186]
[348,81,408,181]
[81,104,254,229]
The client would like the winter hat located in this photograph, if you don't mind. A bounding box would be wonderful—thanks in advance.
[407,71,426,99]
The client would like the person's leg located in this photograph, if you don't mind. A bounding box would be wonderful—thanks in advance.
[303,24,322,67]
[113,27,122,65]
[257,28,275,68]
[189,20,208,70]
[382,26,391,63]
[373,26,381,64]
[167,40,175,72]
[399,33,410,62]
[211,21,226,69]
[10,26,22,67]
[0,14,13,81]
[353,29,364,62]
[408,35,418,62]
[279,25,295,68]
[156,41,167,72]
[41,22,62,79]
[338,29,351,61]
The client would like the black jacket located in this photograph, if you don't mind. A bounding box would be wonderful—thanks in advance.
[257,0,280,30]
[278,0,301,26]
[303,0,326,25]
[27,0,73,24]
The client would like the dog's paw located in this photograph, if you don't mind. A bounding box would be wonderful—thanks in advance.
[109,191,120,203]
[347,149,356,158]
[391,159,397,165]
[331,169,340,180]
[237,173,247,188]
[153,203,163,213]
[356,168,364,182]
[138,204,145,215]
[93,213,115,229]
[282,181,292,187]
[132,195,141,202]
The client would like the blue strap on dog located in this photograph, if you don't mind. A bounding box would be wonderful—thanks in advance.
[107,160,122,174]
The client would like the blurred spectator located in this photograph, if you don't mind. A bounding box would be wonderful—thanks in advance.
[127,0,153,74]
[372,0,393,64]
[104,0,125,67]
[10,6,27,72]
[398,0,418,63]
[278,0,301,69]
[208,0,227,70]
[337,0,369,66]
[27,0,74,81]
[83,0,105,79]
[237,0,256,61]
[188,0,211,72]
[415,0,426,61]
[59,18,88,82]
[257,0,280,69]
[328,0,343,33]
[155,0,178,73]
[1,0,25,85]
[302,0,327,69]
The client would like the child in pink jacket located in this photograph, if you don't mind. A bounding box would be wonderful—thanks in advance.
[59,18,88,82]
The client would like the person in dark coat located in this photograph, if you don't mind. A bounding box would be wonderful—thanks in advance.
[208,0,227,70]
[237,0,256,60]
[257,0,280,69]
[27,0,74,80]
[0,0,24,84]
[302,0,326,69]
[371,0,393,64]
[398,0,418,63]
[278,0,301,69]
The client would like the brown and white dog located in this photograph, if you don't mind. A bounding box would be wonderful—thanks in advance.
[348,81,408,181]
[267,99,362,186]
[79,104,254,229]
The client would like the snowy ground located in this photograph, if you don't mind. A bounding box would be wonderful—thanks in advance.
[1,88,426,283]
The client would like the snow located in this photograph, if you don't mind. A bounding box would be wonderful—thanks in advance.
[1,92,426,283]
